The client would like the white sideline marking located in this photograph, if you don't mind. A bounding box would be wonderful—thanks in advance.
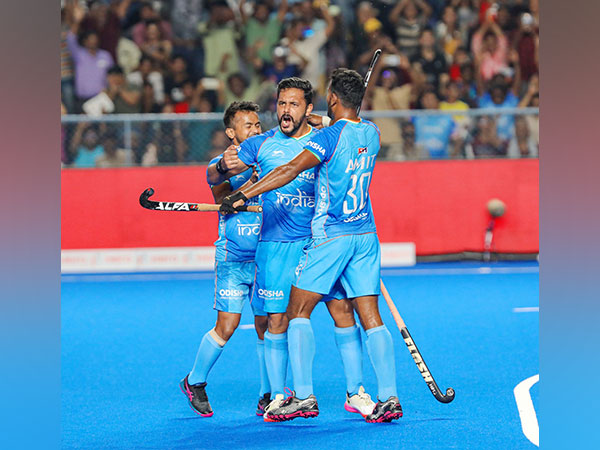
[381,266,538,277]
[513,307,539,313]
[239,324,255,330]
[61,273,214,283]
[514,374,539,447]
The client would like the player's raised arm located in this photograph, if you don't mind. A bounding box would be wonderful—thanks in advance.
[220,149,320,214]
[206,145,250,185]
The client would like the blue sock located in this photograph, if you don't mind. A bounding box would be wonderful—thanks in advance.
[256,339,270,396]
[287,318,315,399]
[334,324,363,396]
[264,331,288,397]
[188,330,224,385]
[365,325,397,400]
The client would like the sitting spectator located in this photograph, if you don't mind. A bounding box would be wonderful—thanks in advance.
[413,90,456,159]
[65,3,114,109]
[458,62,479,106]
[95,133,133,168]
[173,80,195,113]
[105,66,142,114]
[467,116,508,158]
[410,28,449,95]
[138,21,173,66]
[507,116,538,158]
[518,73,539,148]
[448,46,470,81]
[140,82,163,113]
[240,0,288,65]
[206,128,232,161]
[440,80,470,152]
[478,73,520,141]
[69,123,105,168]
[131,2,173,48]
[471,17,509,81]
[127,56,165,104]
[399,121,427,160]
[390,0,432,59]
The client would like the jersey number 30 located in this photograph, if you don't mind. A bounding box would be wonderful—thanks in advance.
[343,172,372,214]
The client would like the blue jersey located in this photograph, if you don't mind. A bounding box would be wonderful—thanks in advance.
[412,115,455,159]
[304,118,380,239]
[237,126,317,242]
[207,155,261,262]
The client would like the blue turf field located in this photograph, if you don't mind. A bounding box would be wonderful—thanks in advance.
[61,262,539,449]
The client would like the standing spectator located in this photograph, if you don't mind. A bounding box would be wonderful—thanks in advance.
[518,73,539,148]
[413,90,456,159]
[140,82,163,113]
[471,16,509,81]
[164,56,192,105]
[467,116,508,158]
[240,0,288,65]
[512,12,539,82]
[131,2,173,48]
[280,5,336,94]
[435,5,462,64]
[262,47,301,84]
[61,8,75,113]
[105,66,142,114]
[169,0,205,80]
[138,21,173,67]
[202,1,240,79]
[79,0,124,61]
[127,56,165,104]
[69,123,105,168]
[390,0,432,59]
[410,28,449,94]
[223,73,261,106]
[349,1,379,67]
[66,3,114,110]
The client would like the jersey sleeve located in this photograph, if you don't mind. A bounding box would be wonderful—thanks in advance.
[237,135,261,167]
[304,126,339,163]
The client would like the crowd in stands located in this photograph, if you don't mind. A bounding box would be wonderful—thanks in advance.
[61,0,539,167]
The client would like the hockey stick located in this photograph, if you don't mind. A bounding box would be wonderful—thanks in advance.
[357,48,382,115]
[380,279,455,403]
[139,188,263,213]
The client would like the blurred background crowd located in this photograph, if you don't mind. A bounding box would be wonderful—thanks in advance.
[60,0,539,167]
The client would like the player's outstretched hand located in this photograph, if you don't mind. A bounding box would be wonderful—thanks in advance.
[222,145,243,171]
[219,191,248,215]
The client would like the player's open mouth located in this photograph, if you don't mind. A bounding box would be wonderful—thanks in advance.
[281,115,293,127]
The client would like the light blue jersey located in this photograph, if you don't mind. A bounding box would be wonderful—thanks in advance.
[207,155,262,262]
[237,126,318,242]
[304,119,380,239]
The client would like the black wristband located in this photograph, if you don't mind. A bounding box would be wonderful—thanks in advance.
[215,158,228,175]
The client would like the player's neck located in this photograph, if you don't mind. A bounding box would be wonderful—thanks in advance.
[332,109,360,125]
[288,122,312,139]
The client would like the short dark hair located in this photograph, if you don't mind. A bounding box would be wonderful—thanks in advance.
[223,101,260,128]
[277,77,313,106]
[329,68,364,109]
[107,65,124,75]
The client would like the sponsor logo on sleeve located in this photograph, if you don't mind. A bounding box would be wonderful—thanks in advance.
[306,141,326,156]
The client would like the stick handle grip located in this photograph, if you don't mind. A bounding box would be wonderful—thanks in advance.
[380,279,406,329]
[198,204,262,213]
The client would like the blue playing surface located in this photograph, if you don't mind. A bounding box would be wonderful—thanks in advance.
[61,262,539,449]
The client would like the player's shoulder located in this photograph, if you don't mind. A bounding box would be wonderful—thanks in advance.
[360,119,381,136]
[242,127,278,149]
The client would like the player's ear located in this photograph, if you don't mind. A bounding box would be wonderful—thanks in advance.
[225,127,235,140]
[305,102,314,116]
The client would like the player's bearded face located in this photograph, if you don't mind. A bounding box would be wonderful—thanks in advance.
[277,88,312,137]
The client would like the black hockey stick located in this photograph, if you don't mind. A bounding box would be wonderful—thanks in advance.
[357,48,382,115]
[139,188,262,212]
[381,280,455,403]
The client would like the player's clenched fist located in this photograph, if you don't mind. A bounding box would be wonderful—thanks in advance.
[221,145,243,171]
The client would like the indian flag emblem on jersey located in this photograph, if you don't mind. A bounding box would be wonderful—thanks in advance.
[358,147,368,154]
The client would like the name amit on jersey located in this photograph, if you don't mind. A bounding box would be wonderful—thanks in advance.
[345,155,376,173]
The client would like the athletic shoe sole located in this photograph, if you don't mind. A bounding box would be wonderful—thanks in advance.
[365,410,403,423]
[179,380,214,418]
[344,402,369,418]
[264,410,319,422]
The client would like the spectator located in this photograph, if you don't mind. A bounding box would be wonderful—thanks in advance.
[223,73,261,106]
[127,56,165,104]
[69,123,105,168]
[512,12,539,82]
[61,8,75,113]
[202,1,240,79]
[399,121,427,160]
[467,116,508,158]
[140,82,163,113]
[164,56,191,105]
[280,4,335,94]
[206,128,231,161]
[435,5,462,64]
[105,66,142,114]
[459,62,478,106]
[410,28,449,94]
[240,0,288,64]
[169,0,205,80]
[507,116,537,158]
[413,90,456,159]
[131,2,173,48]
[350,1,379,67]
[95,133,133,168]
[66,3,114,110]
[448,46,470,81]
[138,21,173,66]
[440,80,470,135]
[172,80,195,113]
[390,0,432,59]
[262,47,301,84]
[518,73,539,148]
[471,17,509,81]
[79,1,124,61]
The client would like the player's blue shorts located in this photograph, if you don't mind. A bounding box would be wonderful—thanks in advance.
[214,260,266,316]
[294,232,381,299]
[252,239,347,314]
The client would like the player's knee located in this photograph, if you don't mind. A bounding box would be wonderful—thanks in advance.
[326,299,356,328]
[254,315,268,339]
[268,313,288,334]
[215,317,240,341]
